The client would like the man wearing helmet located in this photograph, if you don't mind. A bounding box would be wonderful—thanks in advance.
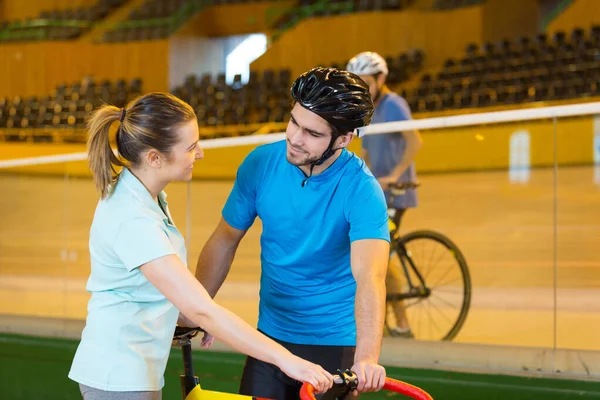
[195,67,390,399]
[347,51,423,339]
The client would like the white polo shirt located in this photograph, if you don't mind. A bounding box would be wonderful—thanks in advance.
[69,167,186,391]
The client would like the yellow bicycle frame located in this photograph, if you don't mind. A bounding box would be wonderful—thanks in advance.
[185,384,257,400]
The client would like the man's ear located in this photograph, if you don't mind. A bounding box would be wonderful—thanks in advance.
[335,132,354,149]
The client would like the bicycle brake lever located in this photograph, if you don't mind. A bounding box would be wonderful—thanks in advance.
[317,370,357,400]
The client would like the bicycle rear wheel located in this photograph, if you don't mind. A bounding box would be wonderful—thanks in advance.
[386,230,471,341]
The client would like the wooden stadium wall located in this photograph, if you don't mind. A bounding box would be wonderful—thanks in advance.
[546,0,600,35]
[176,0,294,37]
[481,0,540,44]
[1,0,98,21]
[0,1,293,100]
[251,0,548,79]
[250,6,484,79]
[168,0,294,89]
[0,40,170,98]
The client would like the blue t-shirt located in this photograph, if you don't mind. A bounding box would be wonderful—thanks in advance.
[362,92,418,208]
[222,140,389,346]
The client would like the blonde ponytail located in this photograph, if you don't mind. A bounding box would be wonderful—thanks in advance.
[86,105,125,199]
[86,93,196,199]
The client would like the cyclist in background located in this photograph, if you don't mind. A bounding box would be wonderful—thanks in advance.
[347,52,424,339]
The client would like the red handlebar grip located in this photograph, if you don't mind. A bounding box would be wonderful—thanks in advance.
[383,377,433,400]
[299,381,316,400]
[299,377,433,400]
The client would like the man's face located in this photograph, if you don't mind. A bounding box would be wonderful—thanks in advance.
[359,74,385,101]
[285,103,336,166]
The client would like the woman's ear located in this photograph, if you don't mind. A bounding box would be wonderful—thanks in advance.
[145,149,163,169]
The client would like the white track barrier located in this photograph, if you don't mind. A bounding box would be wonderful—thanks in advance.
[1,101,599,169]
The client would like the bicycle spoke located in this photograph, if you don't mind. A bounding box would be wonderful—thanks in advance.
[408,240,448,284]
[431,286,464,294]
[429,292,462,309]
[408,299,448,341]
[395,232,470,342]
[427,297,455,328]
[430,262,460,288]
[424,245,451,281]
[431,276,464,289]
[425,241,438,279]
[422,240,435,281]
[403,298,424,309]
[427,301,437,338]
[423,301,432,337]
[418,240,426,275]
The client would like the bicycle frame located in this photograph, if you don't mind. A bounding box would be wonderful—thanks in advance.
[178,333,265,400]
[185,385,258,400]
[180,339,200,398]
[386,238,431,302]
[385,181,432,303]
[174,328,434,400]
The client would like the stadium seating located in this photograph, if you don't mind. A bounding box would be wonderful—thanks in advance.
[2,1,600,143]
[102,0,280,43]
[167,49,424,129]
[102,0,189,42]
[171,69,293,128]
[273,0,415,37]
[3,26,600,140]
[405,25,600,112]
[0,45,425,143]
[328,49,425,91]
[433,0,486,10]
[0,77,142,142]
[0,0,125,42]
[0,0,415,44]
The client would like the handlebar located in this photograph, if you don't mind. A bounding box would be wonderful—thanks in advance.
[388,182,420,193]
[299,370,433,400]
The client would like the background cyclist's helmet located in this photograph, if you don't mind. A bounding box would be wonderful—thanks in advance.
[346,51,389,77]
[290,66,374,135]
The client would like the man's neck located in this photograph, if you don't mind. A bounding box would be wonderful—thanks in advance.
[298,148,343,176]
[374,85,390,108]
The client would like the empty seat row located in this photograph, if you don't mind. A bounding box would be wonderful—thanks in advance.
[0,0,125,42]
[402,25,600,113]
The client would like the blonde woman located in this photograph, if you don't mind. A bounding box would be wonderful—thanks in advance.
[68,92,332,400]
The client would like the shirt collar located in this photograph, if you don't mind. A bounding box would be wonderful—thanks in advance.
[117,168,171,224]
[292,148,351,183]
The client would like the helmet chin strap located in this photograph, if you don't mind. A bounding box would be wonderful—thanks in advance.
[301,135,341,187]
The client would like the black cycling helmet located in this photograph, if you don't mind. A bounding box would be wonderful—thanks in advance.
[290,67,374,135]
[290,67,373,186]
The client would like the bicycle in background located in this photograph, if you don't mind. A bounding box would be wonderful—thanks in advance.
[384,182,472,341]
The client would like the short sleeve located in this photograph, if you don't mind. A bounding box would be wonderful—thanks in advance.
[114,217,176,272]
[385,97,412,123]
[346,177,390,243]
[222,148,261,231]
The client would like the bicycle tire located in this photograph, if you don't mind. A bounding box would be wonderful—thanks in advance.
[386,229,472,341]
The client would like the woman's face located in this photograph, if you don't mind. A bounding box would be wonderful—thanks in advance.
[162,119,204,182]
